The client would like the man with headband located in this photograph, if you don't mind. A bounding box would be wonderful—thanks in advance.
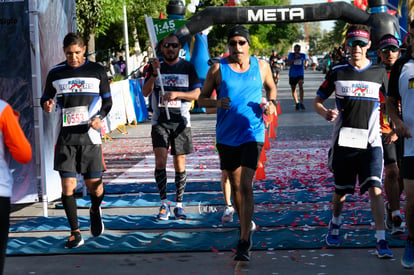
[198,25,277,261]
[313,24,393,258]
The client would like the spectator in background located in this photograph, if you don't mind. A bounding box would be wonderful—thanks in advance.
[118,56,126,76]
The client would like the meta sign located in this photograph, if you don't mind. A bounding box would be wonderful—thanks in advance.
[247,7,305,22]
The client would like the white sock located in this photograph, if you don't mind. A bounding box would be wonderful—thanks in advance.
[332,216,343,225]
[376,230,386,242]
[176,202,183,208]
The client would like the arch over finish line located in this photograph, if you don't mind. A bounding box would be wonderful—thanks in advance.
[174,0,400,51]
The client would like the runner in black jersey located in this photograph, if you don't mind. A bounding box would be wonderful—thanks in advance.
[386,20,414,268]
[313,24,393,258]
[142,33,201,221]
[40,32,112,249]
[376,34,404,236]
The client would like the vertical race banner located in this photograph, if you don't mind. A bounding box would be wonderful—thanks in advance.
[0,0,38,203]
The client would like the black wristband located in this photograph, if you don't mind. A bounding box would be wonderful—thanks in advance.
[152,73,158,77]
[270,99,277,106]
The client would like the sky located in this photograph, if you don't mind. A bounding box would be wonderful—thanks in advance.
[289,0,353,31]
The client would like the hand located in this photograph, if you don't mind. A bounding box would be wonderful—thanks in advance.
[163,92,178,101]
[384,131,398,144]
[264,102,276,116]
[394,122,412,139]
[43,99,54,113]
[89,117,102,130]
[217,97,230,109]
[325,109,338,122]
[151,58,160,71]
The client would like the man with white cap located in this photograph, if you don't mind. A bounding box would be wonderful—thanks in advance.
[313,24,393,258]
[377,34,404,236]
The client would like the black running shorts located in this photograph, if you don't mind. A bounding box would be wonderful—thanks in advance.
[151,124,193,155]
[216,142,264,171]
[54,144,105,175]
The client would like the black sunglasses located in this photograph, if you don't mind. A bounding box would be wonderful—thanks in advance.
[229,40,247,47]
[163,43,180,49]
[347,40,368,48]
[381,47,399,53]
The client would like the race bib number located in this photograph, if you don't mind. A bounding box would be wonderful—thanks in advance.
[293,59,302,65]
[62,106,89,127]
[338,127,368,149]
[158,97,181,108]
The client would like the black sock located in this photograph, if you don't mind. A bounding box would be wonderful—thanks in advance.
[155,169,167,200]
[175,171,187,203]
[61,194,79,231]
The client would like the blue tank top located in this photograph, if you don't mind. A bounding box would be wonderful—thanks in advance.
[216,57,265,146]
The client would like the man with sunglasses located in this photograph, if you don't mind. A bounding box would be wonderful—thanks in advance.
[377,34,404,236]
[386,20,414,268]
[198,25,277,261]
[143,33,201,221]
[313,24,393,258]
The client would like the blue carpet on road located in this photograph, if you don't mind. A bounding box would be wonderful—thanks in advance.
[101,179,335,194]
[56,189,367,208]
[10,210,375,232]
[7,228,407,255]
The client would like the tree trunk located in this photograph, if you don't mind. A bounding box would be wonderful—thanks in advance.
[87,33,96,62]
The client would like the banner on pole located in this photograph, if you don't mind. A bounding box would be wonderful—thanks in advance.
[152,18,188,41]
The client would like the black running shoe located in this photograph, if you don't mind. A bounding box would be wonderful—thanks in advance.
[90,207,104,237]
[300,103,306,110]
[65,231,84,249]
[234,239,250,261]
[295,103,300,111]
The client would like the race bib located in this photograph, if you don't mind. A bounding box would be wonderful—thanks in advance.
[293,59,302,65]
[338,127,368,149]
[62,106,89,127]
[158,97,181,108]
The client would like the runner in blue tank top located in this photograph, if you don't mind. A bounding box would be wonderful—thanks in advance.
[198,25,277,261]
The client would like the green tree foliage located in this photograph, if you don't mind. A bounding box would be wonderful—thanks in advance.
[76,0,168,60]
[76,0,346,62]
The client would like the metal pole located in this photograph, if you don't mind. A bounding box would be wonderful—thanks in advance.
[123,5,131,77]
[28,0,48,217]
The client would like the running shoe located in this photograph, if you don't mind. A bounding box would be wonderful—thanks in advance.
[157,204,170,220]
[326,220,341,247]
[295,103,300,111]
[375,239,393,258]
[402,240,414,268]
[300,103,306,110]
[221,206,234,223]
[234,239,250,261]
[64,231,84,249]
[174,206,187,220]
[90,206,104,237]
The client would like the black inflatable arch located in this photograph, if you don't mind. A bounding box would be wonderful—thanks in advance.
[175,0,400,51]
